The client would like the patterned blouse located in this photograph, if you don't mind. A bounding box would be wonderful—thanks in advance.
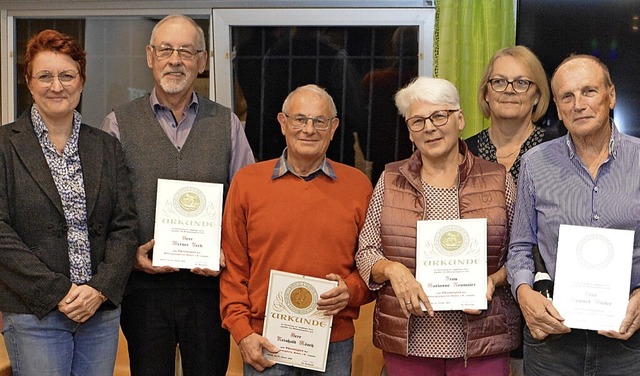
[356,170,516,358]
[31,105,92,284]
[472,126,546,182]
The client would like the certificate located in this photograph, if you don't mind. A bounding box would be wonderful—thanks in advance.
[152,179,223,270]
[554,224,634,331]
[262,270,337,372]
[415,218,487,311]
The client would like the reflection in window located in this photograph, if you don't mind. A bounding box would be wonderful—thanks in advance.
[15,17,209,127]
[233,26,418,182]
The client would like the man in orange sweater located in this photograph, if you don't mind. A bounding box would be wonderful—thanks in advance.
[220,84,373,375]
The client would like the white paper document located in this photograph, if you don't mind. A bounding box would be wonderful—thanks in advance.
[262,270,337,372]
[415,218,488,311]
[554,224,634,331]
[152,179,223,270]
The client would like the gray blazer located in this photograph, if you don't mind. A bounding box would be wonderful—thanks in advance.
[0,112,138,319]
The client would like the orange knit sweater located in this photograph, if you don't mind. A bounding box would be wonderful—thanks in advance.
[220,159,373,344]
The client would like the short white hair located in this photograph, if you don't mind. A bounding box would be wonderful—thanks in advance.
[394,77,460,118]
[282,84,338,117]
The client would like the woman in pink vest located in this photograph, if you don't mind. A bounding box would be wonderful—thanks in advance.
[356,77,520,376]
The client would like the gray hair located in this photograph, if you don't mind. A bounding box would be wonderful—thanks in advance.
[281,84,338,117]
[150,14,206,50]
[394,76,460,118]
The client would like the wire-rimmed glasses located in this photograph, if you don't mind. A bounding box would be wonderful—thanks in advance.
[283,113,335,131]
[31,70,79,88]
[150,45,205,60]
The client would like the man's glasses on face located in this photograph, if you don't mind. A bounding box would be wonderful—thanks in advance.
[150,45,205,60]
[283,113,334,131]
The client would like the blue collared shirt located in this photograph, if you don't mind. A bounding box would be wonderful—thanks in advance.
[272,148,336,181]
[507,123,640,298]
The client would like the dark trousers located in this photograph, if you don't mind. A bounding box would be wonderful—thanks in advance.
[121,288,230,376]
[523,326,640,376]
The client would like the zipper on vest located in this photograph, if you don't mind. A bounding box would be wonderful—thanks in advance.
[464,314,469,367]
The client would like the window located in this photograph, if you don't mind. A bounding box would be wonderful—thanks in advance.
[12,16,209,127]
[214,9,434,180]
[2,6,435,181]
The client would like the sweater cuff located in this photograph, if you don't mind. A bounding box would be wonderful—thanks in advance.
[226,315,255,345]
[344,270,373,307]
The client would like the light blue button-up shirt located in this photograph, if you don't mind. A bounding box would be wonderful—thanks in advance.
[507,124,640,298]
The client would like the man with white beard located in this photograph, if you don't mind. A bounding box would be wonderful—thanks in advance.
[101,14,254,376]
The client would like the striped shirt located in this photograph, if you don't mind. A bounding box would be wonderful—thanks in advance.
[507,124,640,297]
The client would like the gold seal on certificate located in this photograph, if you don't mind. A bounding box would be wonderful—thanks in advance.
[416,218,487,311]
[152,179,223,270]
[554,224,634,331]
[262,270,337,372]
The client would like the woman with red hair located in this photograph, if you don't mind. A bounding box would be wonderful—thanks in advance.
[0,29,137,375]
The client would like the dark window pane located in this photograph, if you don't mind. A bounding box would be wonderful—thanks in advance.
[233,26,419,182]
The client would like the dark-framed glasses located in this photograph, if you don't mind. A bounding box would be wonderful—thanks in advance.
[31,70,79,88]
[489,78,534,93]
[150,45,204,60]
[283,113,334,131]
[406,109,459,131]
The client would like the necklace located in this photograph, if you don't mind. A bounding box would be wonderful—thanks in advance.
[489,124,532,159]
[495,147,520,159]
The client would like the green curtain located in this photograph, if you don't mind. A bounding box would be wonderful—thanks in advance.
[434,0,515,139]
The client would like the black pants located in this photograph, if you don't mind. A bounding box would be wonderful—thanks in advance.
[121,288,230,376]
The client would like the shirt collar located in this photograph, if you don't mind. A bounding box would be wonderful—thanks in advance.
[149,88,199,114]
[272,148,337,180]
[565,119,618,160]
[30,104,82,147]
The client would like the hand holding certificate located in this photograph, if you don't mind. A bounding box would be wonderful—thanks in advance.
[152,179,223,270]
[554,224,634,331]
[415,218,488,311]
[262,270,337,372]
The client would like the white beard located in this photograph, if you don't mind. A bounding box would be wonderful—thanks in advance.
[160,74,189,94]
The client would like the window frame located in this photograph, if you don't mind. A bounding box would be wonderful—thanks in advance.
[212,8,435,108]
[0,9,212,124]
[0,5,435,124]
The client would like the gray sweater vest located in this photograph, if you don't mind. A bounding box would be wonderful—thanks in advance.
[114,94,231,290]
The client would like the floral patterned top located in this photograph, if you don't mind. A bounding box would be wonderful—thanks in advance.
[31,104,91,284]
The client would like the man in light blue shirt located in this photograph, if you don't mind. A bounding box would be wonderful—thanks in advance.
[506,54,640,375]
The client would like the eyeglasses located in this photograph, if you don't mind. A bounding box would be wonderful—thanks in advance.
[31,70,79,88]
[489,78,534,93]
[150,45,205,60]
[405,109,460,131]
[283,113,335,131]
